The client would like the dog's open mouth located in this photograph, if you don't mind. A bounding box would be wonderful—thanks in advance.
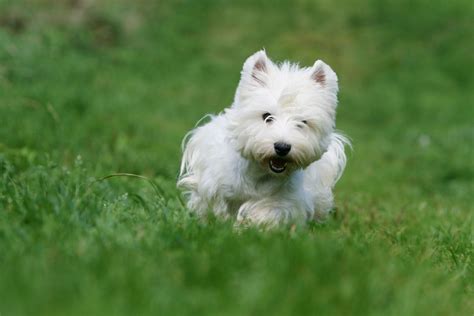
[269,158,288,173]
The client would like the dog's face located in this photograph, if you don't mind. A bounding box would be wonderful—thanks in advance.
[227,50,339,175]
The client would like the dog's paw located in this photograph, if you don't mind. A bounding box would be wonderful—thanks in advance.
[236,199,307,228]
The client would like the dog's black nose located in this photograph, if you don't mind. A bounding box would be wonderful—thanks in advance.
[274,142,291,156]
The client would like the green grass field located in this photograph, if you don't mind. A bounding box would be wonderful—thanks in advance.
[0,0,473,315]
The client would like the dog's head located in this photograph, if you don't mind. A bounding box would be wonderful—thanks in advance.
[227,50,339,175]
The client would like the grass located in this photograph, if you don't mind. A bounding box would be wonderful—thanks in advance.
[0,0,473,315]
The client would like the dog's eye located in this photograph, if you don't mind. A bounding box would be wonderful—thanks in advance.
[302,120,308,125]
[262,112,273,122]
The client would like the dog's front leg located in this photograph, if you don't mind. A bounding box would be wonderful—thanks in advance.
[236,197,309,227]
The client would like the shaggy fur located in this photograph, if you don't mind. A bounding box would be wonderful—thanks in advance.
[178,50,350,226]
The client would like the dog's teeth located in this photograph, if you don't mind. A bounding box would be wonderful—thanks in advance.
[269,159,287,173]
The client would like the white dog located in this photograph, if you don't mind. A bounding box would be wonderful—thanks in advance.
[178,50,349,226]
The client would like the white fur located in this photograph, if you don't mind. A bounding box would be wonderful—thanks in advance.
[178,50,350,227]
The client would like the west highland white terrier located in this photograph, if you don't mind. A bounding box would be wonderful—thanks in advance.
[178,50,350,226]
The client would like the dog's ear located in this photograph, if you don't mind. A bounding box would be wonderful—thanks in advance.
[233,50,272,105]
[311,60,338,94]
[241,50,271,87]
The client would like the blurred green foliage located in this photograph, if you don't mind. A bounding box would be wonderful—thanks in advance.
[0,0,472,315]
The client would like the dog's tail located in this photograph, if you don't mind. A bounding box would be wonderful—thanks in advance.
[308,132,351,188]
[178,114,216,190]
[178,129,198,190]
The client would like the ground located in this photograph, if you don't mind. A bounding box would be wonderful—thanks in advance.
[0,0,473,315]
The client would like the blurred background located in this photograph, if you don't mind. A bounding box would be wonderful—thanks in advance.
[0,0,472,315]
[0,0,472,198]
